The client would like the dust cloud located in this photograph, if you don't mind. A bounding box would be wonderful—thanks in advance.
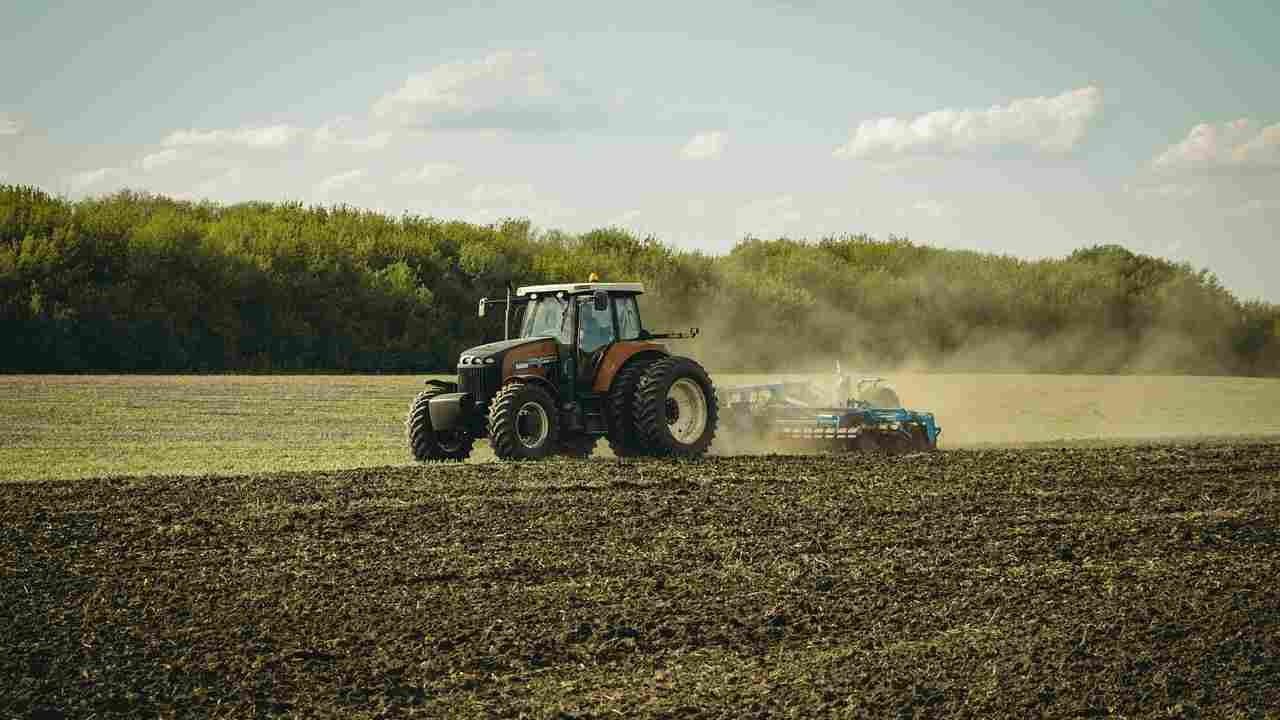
[632,274,1280,451]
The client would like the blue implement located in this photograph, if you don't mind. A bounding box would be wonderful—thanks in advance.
[718,381,942,451]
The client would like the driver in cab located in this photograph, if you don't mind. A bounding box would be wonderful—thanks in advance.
[579,307,612,355]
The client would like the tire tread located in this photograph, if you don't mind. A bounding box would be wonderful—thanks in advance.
[607,359,655,457]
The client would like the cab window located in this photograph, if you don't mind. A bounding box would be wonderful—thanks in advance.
[521,295,571,344]
[615,295,642,340]
[577,295,616,353]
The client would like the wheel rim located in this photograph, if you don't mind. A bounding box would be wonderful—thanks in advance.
[515,400,550,449]
[665,397,680,423]
[666,378,707,445]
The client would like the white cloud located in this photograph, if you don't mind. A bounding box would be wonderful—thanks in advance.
[465,181,570,225]
[910,200,949,218]
[610,209,642,227]
[0,170,8,182]
[186,168,245,199]
[394,162,461,185]
[316,169,368,194]
[162,125,303,150]
[350,133,391,150]
[1226,198,1280,217]
[1152,119,1280,171]
[835,86,1103,159]
[470,182,538,209]
[0,114,22,136]
[735,194,805,238]
[140,148,183,171]
[373,50,597,131]
[313,118,393,151]
[681,130,728,160]
[67,167,124,193]
[1126,182,1201,201]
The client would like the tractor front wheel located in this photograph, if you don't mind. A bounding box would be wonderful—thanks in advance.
[407,388,474,462]
[634,357,718,458]
[488,382,560,461]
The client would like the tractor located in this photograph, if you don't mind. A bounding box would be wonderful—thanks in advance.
[407,279,718,461]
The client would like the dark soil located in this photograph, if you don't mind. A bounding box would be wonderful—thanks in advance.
[3,444,1279,718]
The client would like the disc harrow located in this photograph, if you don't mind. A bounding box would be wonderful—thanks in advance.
[719,373,941,453]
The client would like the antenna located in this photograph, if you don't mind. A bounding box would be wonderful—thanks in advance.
[503,284,512,340]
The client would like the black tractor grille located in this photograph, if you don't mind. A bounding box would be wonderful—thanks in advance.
[459,366,502,404]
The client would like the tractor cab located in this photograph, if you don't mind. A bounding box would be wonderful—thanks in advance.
[505,282,646,393]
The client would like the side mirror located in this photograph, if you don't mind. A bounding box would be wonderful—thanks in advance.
[478,299,487,318]
[592,290,608,312]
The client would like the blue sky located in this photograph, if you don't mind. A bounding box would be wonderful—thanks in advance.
[2,0,1278,300]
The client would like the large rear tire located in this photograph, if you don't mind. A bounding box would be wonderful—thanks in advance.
[488,382,560,461]
[606,359,655,457]
[407,387,474,462]
[634,356,718,458]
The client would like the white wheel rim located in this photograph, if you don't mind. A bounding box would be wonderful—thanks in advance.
[515,400,550,449]
[667,378,708,444]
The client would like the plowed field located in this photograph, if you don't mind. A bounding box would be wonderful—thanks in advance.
[3,444,1278,718]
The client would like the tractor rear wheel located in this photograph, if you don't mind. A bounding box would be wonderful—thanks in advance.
[406,387,474,462]
[606,359,654,457]
[634,356,718,458]
[488,382,560,461]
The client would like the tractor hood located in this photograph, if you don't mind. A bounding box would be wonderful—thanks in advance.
[457,337,563,376]
[459,337,552,364]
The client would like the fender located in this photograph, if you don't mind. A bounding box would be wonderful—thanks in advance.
[507,374,558,399]
[593,342,668,393]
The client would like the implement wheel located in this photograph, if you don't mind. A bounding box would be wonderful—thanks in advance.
[406,387,474,462]
[634,356,718,458]
[488,382,560,461]
[910,426,937,452]
[853,433,881,452]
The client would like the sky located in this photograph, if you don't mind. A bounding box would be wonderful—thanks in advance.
[2,0,1278,301]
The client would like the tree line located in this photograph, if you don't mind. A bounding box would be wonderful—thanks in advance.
[2,185,1277,375]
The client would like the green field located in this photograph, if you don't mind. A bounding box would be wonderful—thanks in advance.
[4,373,1280,482]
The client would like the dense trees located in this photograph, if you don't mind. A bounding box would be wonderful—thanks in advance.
[2,185,1277,375]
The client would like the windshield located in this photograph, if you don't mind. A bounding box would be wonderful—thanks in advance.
[520,296,571,343]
